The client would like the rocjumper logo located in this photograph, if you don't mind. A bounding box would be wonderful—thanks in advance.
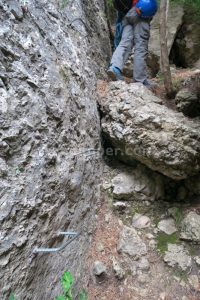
[20,0,29,4]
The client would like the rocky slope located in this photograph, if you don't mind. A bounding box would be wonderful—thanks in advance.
[0,0,110,299]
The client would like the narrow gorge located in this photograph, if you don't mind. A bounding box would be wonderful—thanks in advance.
[0,1,200,300]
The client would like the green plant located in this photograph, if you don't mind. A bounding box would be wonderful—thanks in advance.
[79,290,88,300]
[156,71,164,84]
[60,0,68,9]
[173,77,182,92]
[56,272,88,300]
[156,232,179,253]
[56,272,73,300]
[9,294,17,300]
[173,207,183,225]
[106,0,114,9]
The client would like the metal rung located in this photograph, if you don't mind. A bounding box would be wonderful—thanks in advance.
[33,231,80,254]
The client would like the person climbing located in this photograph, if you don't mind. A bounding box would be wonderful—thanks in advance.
[108,0,158,88]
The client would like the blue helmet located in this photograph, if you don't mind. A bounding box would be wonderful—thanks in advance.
[135,0,158,18]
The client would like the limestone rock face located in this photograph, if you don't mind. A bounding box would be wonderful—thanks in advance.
[180,212,200,242]
[175,88,200,117]
[99,82,200,180]
[0,0,110,299]
[149,4,184,70]
[171,18,200,68]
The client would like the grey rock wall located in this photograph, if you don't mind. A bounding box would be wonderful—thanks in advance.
[0,0,111,299]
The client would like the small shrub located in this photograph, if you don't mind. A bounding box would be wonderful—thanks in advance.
[56,272,88,300]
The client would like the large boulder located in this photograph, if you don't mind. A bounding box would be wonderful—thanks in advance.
[99,82,200,180]
[111,166,164,201]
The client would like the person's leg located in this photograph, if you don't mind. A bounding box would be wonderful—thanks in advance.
[111,23,134,71]
[133,19,150,83]
[114,12,124,50]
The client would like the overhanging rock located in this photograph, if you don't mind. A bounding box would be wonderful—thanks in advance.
[99,82,200,180]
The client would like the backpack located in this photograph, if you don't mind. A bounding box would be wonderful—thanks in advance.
[113,0,133,13]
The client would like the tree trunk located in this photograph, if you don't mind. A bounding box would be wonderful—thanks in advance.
[159,0,174,98]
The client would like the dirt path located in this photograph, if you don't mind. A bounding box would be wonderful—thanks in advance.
[84,163,200,300]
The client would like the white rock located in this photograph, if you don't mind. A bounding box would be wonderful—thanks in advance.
[188,275,199,290]
[164,244,192,271]
[149,239,157,249]
[145,233,154,239]
[132,213,151,229]
[117,226,147,259]
[194,256,200,266]
[111,167,164,201]
[113,201,128,209]
[181,212,200,242]
[137,274,149,284]
[112,257,125,280]
[157,218,177,235]
[159,292,167,300]
[93,261,107,276]
[138,257,150,271]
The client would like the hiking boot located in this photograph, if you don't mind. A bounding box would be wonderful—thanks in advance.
[143,79,157,90]
[107,65,124,81]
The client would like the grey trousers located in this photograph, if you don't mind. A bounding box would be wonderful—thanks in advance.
[111,9,151,83]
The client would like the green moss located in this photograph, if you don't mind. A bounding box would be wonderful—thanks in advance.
[188,244,200,256]
[125,269,133,277]
[156,232,179,254]
[59,65,70,83]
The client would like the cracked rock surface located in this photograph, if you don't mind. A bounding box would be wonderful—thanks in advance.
[99,82,200,180]
[117,225,147,258]
[164,244,192,271]
[181,212,200,242]
[0,0,110,299]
